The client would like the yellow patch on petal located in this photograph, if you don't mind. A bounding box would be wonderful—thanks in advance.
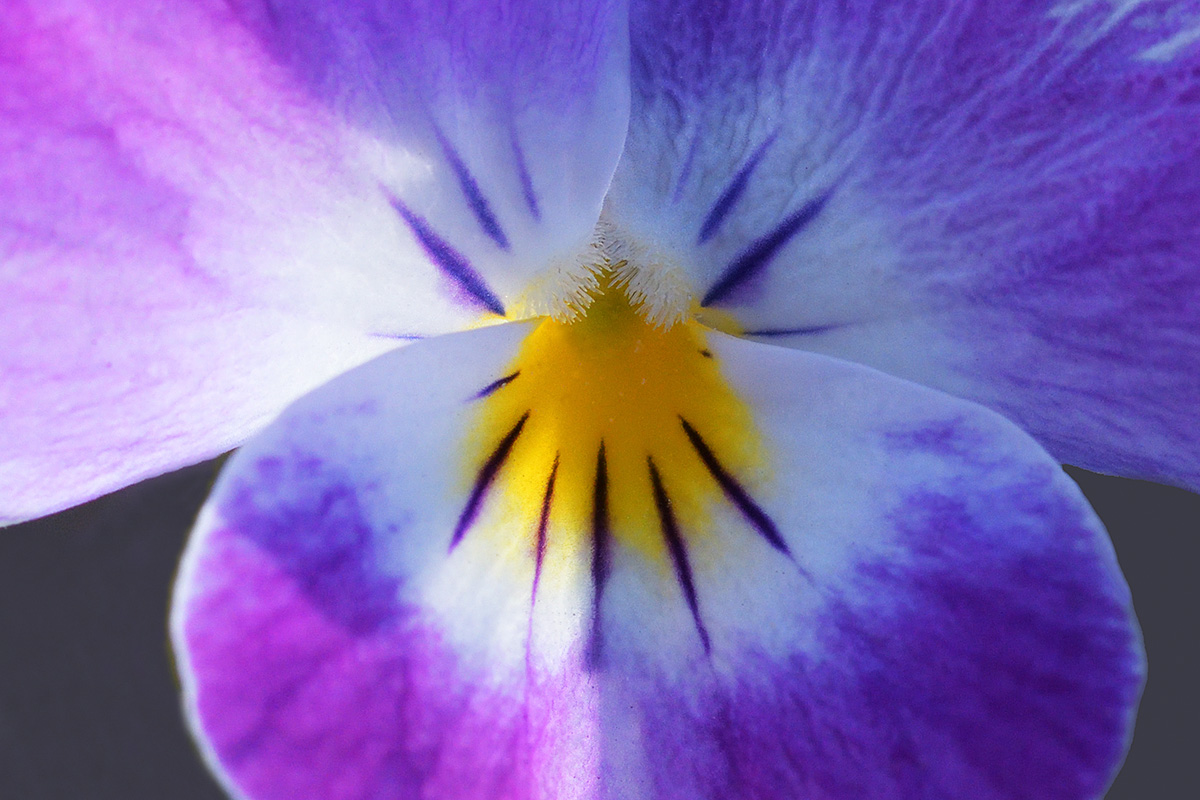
[459,272,766,564]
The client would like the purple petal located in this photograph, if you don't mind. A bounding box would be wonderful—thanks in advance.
[172,323,1141,799]
[1,0,627,519]
[610,0,1200,490]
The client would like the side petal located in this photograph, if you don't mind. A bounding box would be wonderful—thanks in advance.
[609,0,1200,489]
[1,0,628,520]
[172,323,1142,800]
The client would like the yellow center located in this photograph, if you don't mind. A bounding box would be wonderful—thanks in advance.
[461,273,765,562]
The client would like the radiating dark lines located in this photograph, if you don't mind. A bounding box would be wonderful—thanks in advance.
[585,443,612,669]
[679,417,792,558]
[451,400,800,666]
[648,457,711,655]
[697,135,776,245]
[473,371,520,400]
[450,413,529,551]
[702,188,835,307]
[436,130,511,251]
[388,195,506,316]
[530,455,559,607]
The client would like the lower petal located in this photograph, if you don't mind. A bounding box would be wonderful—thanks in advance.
[172,323,1142,800]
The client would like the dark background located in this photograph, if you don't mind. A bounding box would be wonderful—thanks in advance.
[0,459,1196,798]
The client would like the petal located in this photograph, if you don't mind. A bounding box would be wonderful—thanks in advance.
[172,322,1142,800]
[608,0,1200,489]
[1,0,627,519]
[1,1,394,521]
[236,0,632,308]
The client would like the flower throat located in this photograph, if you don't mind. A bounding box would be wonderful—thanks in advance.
[458,269,778,553]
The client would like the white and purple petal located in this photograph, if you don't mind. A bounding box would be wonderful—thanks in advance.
[172,324,1142,800]
[234,0,632,309]
[0,0,627,520]
[609,0,1200,490]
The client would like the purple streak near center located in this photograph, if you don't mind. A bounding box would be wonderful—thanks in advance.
[388,195,506,316]
[701,188,835,307]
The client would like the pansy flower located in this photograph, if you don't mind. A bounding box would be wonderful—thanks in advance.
[4,0,1199,798]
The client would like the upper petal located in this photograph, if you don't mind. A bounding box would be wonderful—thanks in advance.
[234,0,632,309]
[172,321,1142,800]
[609,0,1200,490]
[0,0,629,520]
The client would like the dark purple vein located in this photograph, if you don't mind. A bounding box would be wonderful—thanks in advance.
[679,417,792,558]
[450,413,528,550]
[436,130,511,250]
[743,324,841,338]
[524,456,557,743]
[473,371,520,400]
[697,134,776,244]
[531,455,559,607]
[585,443,611,669]
[388,195,506,316]
[648,457,711,655]
[701,188,835,307]
[511,134,541,220]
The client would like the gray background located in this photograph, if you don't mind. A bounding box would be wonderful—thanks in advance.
[1,459,1196,798]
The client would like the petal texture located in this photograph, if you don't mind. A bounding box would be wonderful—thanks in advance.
[609,0,1200,489]
[173,323,1142,800]
[1,0,627,519]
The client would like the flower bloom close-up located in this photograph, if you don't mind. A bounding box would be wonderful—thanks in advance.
[3,0,1199,798]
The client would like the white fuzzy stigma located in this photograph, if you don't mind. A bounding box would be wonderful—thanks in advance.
[517,217,695,327]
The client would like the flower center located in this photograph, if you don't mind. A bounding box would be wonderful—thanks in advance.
[456,272,767,567]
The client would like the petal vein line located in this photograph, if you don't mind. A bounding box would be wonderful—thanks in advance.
[450,412,529,550]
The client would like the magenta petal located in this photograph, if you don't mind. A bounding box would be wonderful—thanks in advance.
[178,502,592,800]
[3,0,621,519]
[173,325,1141,800]
[612,0,1200,490]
